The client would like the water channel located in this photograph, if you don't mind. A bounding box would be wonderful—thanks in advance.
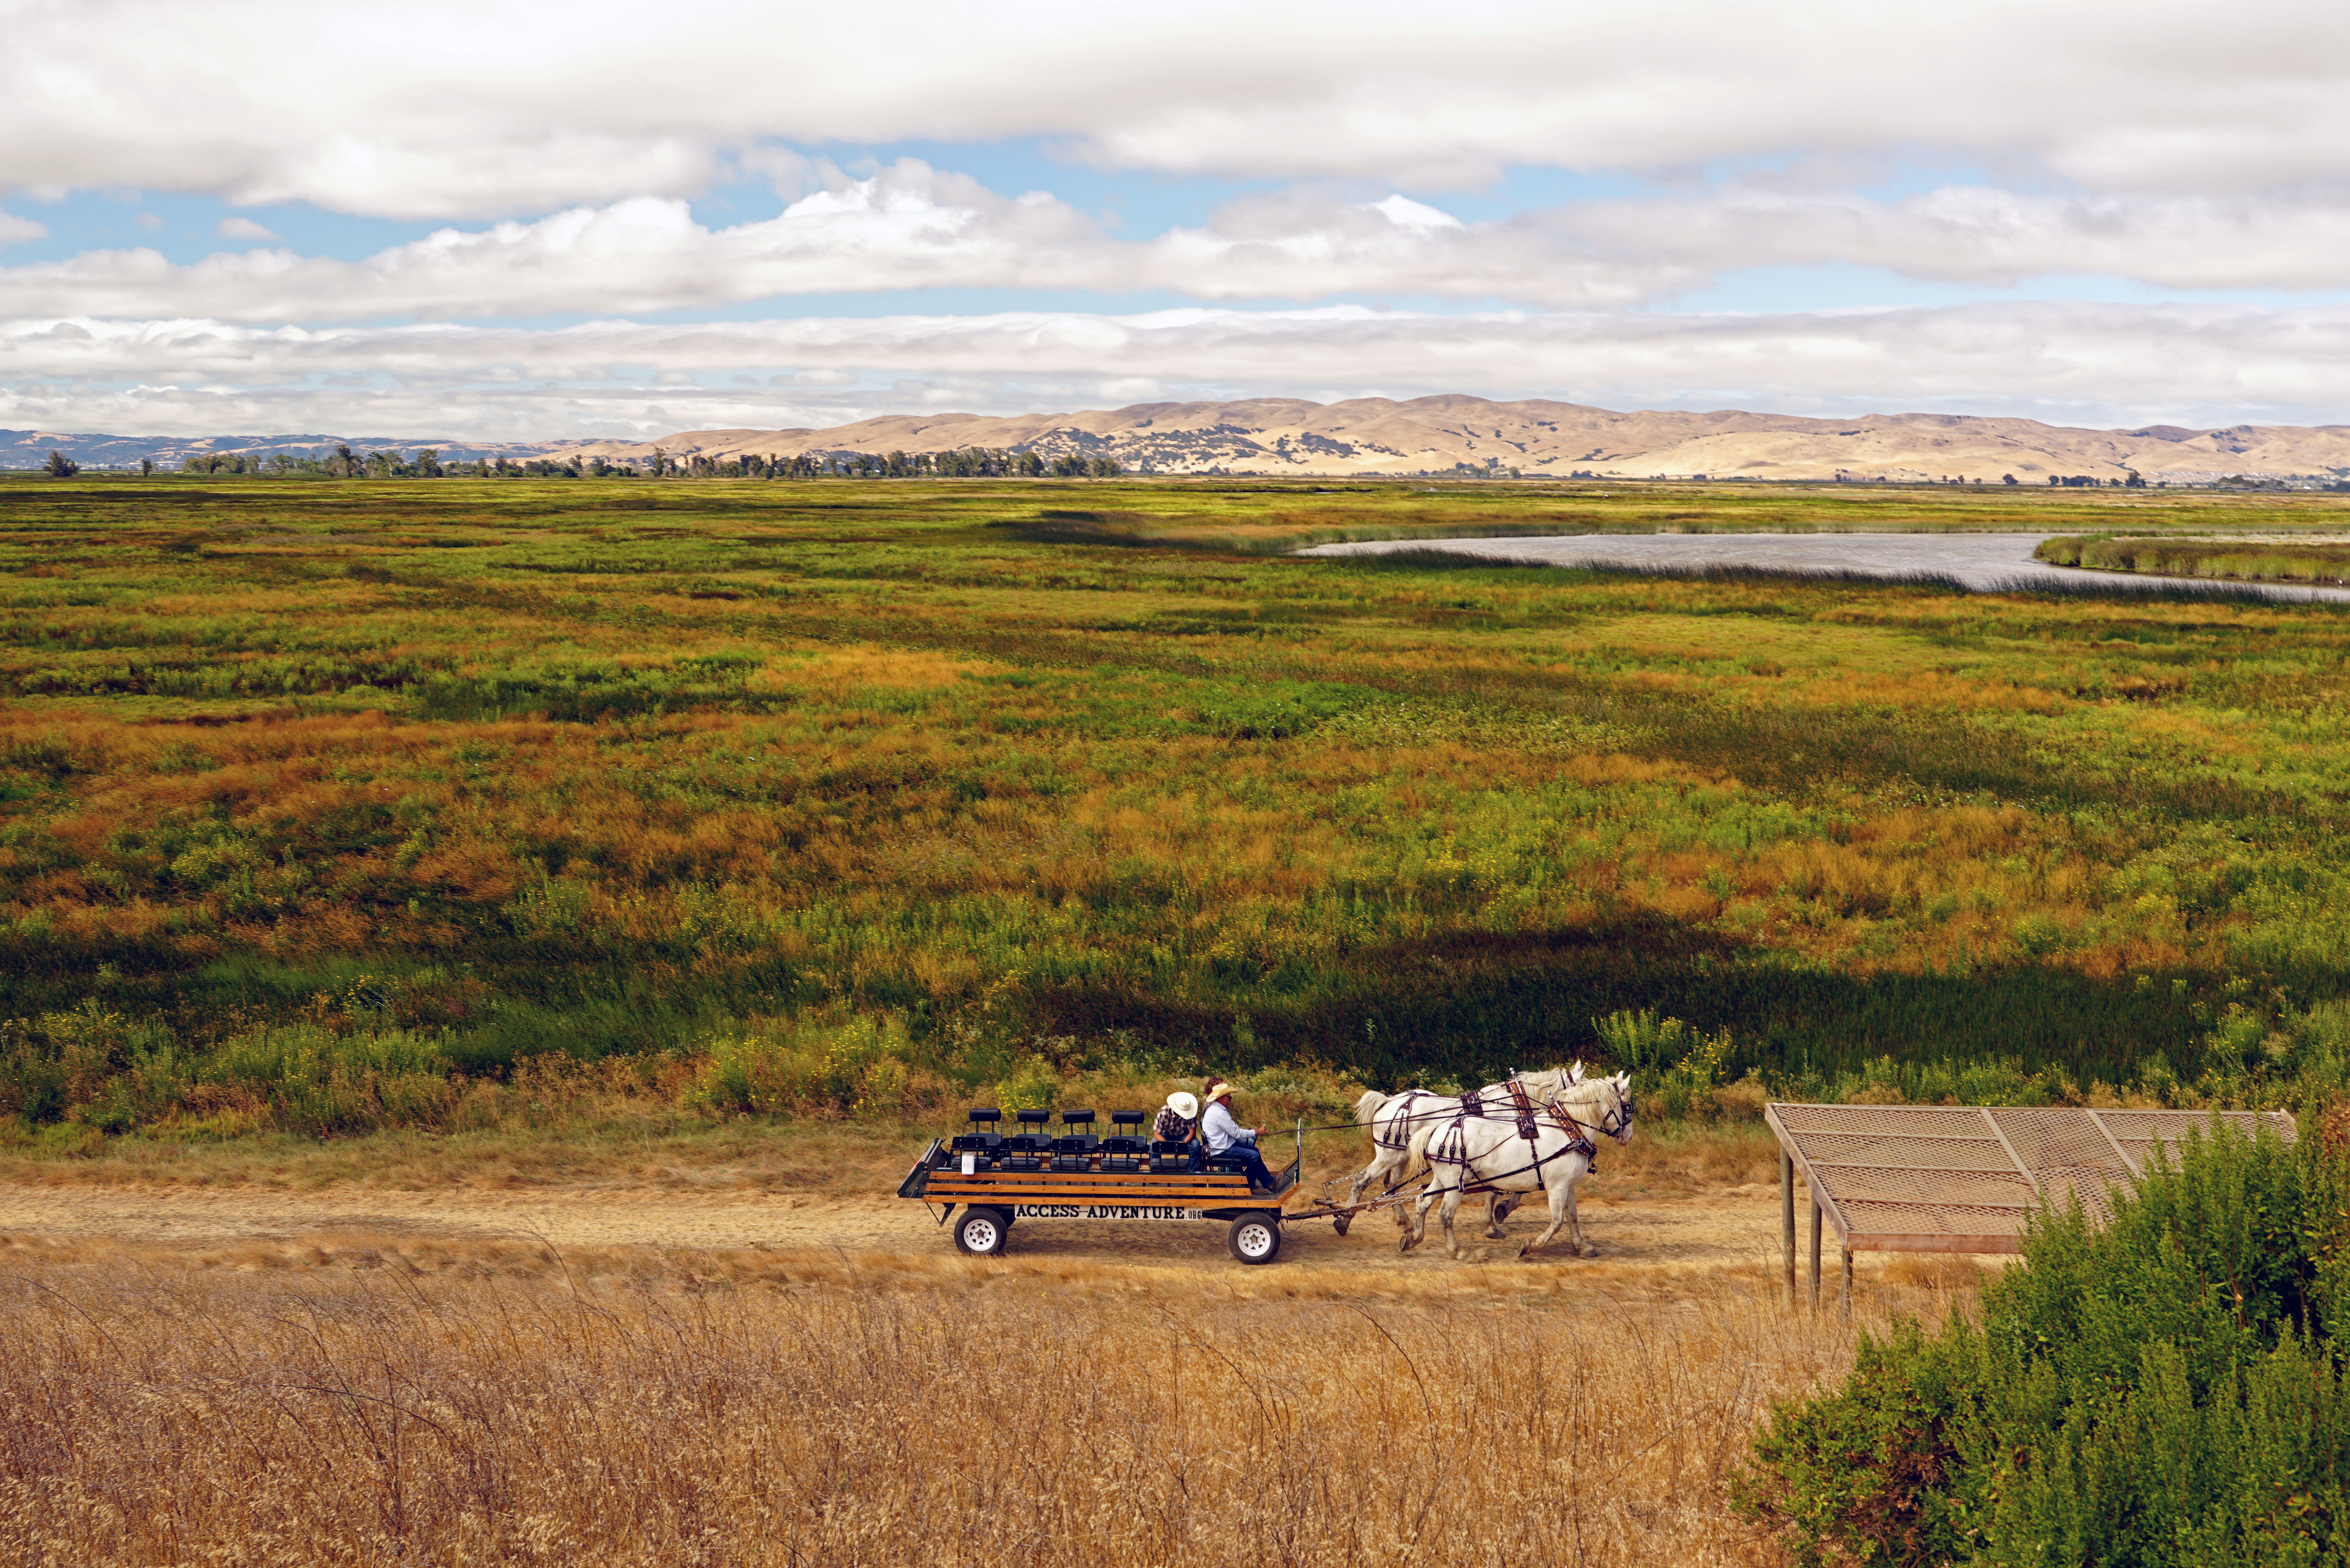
[1298,532,2350,603]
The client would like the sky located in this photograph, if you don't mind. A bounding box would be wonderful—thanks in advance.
[5,0,2350,439]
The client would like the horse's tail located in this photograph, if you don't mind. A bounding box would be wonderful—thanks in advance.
[1353,1089,1388,1131]
[1404,1116,1441,1177]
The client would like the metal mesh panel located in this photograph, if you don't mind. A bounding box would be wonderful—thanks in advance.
[1796,1133,2019,1171]
[1989,1108,2133,1177]
[1767,1103,2295,1252]
[2100,1110,2291,1179]
[1837,1199,2044,1236]
[1808,1164,2035,1208]
[2043,1173,2122,1228]
[1777,1104,1998,1139]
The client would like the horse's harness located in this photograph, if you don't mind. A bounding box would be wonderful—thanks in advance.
[1375,1073,1559,1152]
[1426,1083,1631,1194]
[1375,1085,1501,1151]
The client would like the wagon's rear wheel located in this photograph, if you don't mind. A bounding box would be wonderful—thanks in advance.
[954,1207,1010,1256]
[1227,1212,1282,1265]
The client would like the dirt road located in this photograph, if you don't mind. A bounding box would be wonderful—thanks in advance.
[0,1176,1808,1280]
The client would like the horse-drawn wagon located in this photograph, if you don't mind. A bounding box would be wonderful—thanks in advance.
[897,1107,1303,1264]
[898,1069,1636,1267]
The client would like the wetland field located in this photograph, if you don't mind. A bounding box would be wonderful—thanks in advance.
[8,474,2350,1154]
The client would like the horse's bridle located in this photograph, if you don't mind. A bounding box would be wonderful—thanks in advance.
[1544,1082,1633,1146]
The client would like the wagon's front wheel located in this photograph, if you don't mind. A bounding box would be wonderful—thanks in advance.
[954,1208,1010,1256]
[1227,1212,1282,1265]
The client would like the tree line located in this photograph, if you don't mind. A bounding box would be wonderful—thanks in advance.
[37,443,1127,480]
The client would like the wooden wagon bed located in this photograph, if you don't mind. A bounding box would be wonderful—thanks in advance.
[898,1134,1303,1264]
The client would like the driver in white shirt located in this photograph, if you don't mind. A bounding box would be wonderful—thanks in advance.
[1198,1079,1275,1192]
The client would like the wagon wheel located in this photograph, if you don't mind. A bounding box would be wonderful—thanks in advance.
[954,1208,1010,1256]
[1226,1212,1282,1265]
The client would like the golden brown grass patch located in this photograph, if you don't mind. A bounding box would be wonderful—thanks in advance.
[0,1240,1955,1565]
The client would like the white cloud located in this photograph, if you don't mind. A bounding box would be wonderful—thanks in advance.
[0,211,46,246]
[0,168,1666,320]
[5,301,2350,437]
[2,1,2349,217]
[215,216,280,241]
[14,170,2350,326]
[1563,186,2350,292]
[1366,196,1463,232]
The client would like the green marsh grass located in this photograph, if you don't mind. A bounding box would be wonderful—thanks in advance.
[7,474,2350,1150]
[2039,531,2350,586]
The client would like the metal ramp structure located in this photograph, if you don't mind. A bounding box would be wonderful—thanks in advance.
[1765,1102,2298,1317]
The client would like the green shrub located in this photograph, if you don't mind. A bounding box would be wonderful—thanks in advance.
[1596,1007,1732,1119]
[13,1016,456,1137]
[0,1000,180,1126]
[988,1052,1061,1116]
[1741,1120,2350,1566]
[0,1024,71,1122]
[194,1024,456,1135]
[689,1013,929,1118]
[1737,1317,1991,1566]
[1825,1053,2064,1109]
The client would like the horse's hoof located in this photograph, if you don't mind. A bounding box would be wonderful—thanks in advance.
[1397,1235,1416,1254]
[1577,1245,1600,1258]
[1331,1216,1351,1237]
[1482,1228,1506,1240]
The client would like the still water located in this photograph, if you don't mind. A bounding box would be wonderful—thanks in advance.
[1299,532,2350,603]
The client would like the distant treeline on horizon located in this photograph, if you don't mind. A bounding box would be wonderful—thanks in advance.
[16,444,2346,489]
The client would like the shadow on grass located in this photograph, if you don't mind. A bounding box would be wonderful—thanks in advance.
[1006,912,2242,1088]
[984,512,1229,550]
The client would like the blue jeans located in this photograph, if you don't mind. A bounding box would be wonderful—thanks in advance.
[1211,1142,1274,1190]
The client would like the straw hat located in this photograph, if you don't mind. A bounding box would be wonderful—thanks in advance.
[1165,1091,1199,1120]
[1201,1079,1233,1104]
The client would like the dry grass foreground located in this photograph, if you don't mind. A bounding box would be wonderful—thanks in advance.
[0,1234,1987,1568]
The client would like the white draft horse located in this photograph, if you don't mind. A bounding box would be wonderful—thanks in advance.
[1398,1072,1635,1261]
[1333,1064,1582,1238]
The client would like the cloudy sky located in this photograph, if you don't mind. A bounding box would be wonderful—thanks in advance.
[5,0,2350,438]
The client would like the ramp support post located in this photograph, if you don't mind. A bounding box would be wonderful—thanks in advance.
[1842,1244,1854,1325]
[1781,1151,1797,1307]
[1808,1195,1822,1312]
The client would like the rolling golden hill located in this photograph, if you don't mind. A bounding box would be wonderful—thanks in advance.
[548,396,2350,482]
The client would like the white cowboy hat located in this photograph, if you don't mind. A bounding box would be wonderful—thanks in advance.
[1201,1079,1233,1103]
[1165,1091,1199,1120]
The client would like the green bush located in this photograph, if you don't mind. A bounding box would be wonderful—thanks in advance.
[688,1013,930,1118]
[1741,1119,2350,1566]
[0,1000,179,1127]
[1596,1007,1732,1118]
[195,1025,456,1135]
[0,1007,458,1137]
[1826,1053,2064,1109]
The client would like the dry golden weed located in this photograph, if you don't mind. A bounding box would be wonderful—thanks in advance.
[0,1234,1964,1567]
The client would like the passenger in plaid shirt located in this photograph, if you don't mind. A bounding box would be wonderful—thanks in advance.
[1153,1091,1199,1146]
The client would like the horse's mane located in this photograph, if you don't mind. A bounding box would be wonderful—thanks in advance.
[1546,1074,1629,1115]
[1513,1063,1582,1099]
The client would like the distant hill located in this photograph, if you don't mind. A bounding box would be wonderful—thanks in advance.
[15,397,2350,480]
[0,429,569,469]
[548,397,2350,482]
